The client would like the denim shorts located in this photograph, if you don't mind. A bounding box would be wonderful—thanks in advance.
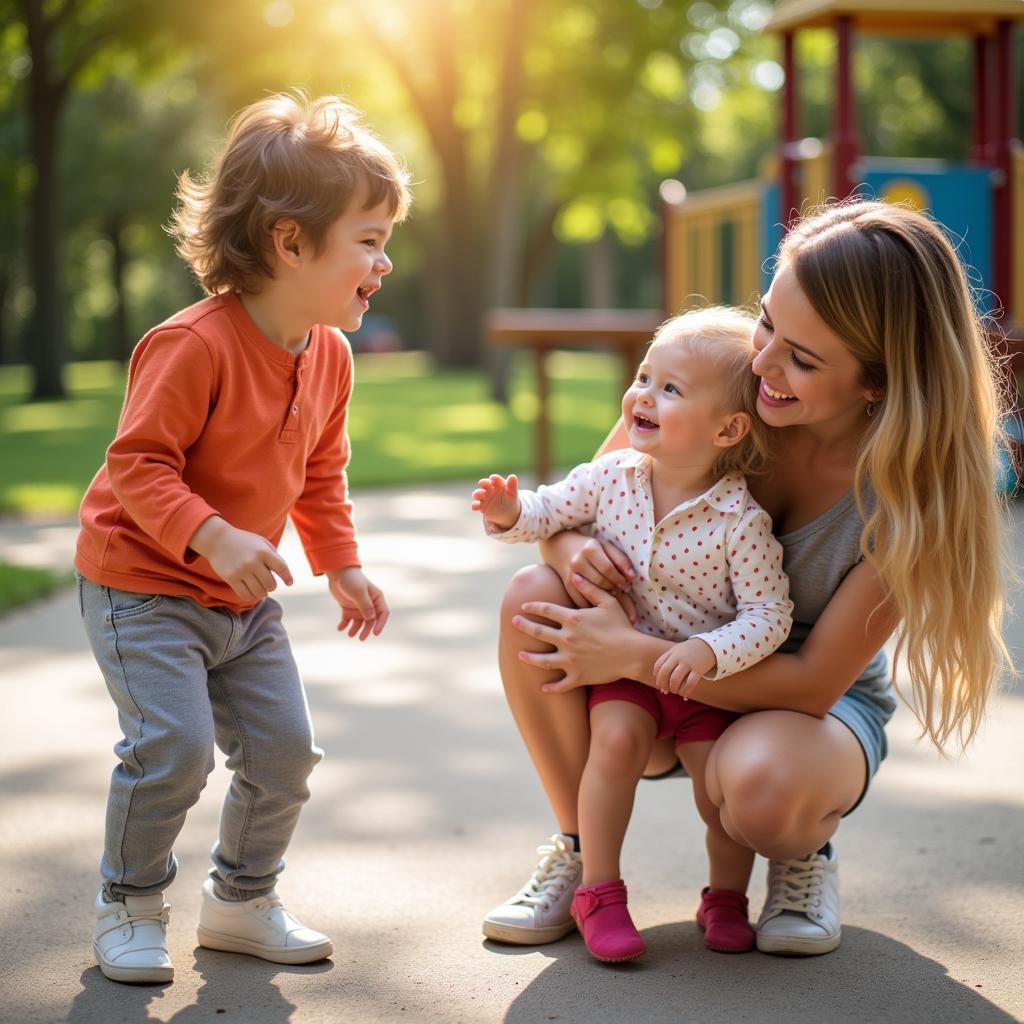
[827,685,893,815]
[642,684,894,818]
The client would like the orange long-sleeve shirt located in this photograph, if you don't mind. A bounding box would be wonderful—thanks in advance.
[76,292,361,610]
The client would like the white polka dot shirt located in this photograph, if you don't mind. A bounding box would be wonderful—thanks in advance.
[488,449,793,680]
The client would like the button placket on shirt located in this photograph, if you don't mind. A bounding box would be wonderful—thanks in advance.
[279,350,307,442]
[647,486,713,637]
[631,464,660,617]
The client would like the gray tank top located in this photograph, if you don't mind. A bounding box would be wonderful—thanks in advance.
[775,489,896,712]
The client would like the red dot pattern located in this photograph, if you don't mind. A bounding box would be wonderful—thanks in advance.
[493,451,794,678]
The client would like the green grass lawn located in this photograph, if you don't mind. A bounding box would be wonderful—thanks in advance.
[0,562,72,615]
[0,351,623,516]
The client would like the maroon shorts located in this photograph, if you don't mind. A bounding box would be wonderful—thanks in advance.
[588,679,739,746]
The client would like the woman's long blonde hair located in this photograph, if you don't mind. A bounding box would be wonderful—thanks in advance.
[781,201,1013,749]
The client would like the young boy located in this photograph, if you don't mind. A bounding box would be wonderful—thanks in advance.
[76,93,411,984]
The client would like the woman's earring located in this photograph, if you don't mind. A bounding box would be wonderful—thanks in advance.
[866,400,878,418]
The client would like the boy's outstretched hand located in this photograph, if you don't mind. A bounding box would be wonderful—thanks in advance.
[326,566,389,640]
[471,473,521,530]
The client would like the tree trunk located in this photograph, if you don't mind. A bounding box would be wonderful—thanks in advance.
[485,0,534,401]
[107,218,131,365]
[584,232,617,308]
[25,49,66,399]
[355,0,510,369]
[22,0,73,399]
[0,271,9,366]
[519,202,561,305]
[433,183,486,367]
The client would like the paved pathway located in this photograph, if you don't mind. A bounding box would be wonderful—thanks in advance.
[1,484,1022,1023]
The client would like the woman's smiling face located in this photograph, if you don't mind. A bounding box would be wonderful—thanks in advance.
[752,264,876,431]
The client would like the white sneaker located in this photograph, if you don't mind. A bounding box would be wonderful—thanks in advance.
[93,890,174,983]
[756,844,841,955]
[482,834,582,945]
[197,879,333,964]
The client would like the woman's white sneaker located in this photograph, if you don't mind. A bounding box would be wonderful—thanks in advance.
[482,834,582,945]
[756,844,841,955]
[197,879,333,964]
[93,890,174,983]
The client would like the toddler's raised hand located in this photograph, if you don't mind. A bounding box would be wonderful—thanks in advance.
[653,637,717,698]
[471,473,521,530]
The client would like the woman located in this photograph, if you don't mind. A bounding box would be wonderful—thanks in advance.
[482,201,1011,955]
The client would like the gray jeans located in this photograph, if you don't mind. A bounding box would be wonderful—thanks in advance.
[78,576,322,901]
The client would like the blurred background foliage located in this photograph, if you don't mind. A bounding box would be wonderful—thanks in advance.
[4,0,1022,400]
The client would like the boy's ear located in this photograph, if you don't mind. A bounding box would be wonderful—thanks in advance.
[271,219,304,266]
[712,411,750,449]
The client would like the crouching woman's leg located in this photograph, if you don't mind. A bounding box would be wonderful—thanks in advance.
[483,565,592,945]
[704,710,869,956]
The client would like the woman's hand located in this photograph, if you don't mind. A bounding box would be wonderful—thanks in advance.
[539,532,638,622]
[512,573,649,692]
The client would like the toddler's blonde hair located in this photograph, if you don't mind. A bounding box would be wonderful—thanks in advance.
[650,306,769,480]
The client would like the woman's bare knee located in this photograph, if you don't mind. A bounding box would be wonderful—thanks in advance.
[707,712,863,858]
[500,564,569,626]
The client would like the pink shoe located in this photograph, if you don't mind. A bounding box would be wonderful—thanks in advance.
[570,879,646,962]
[696,887,755,953]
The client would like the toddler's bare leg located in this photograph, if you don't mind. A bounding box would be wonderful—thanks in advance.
[678,740,755,894]
[499,565,591,833]
[579,701,657,885]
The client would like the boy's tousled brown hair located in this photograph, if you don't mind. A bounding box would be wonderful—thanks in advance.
[168,92,412,295]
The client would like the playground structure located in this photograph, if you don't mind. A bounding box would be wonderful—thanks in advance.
[663,0,1024,331]
[492,1,1024,483]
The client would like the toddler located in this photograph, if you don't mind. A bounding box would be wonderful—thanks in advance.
[472,308,792,961]
[76,93,410,983]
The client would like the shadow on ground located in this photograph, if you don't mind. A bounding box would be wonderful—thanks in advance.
[502,926,1014,1024]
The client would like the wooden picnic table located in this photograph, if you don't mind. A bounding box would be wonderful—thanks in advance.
[487,307,665,482]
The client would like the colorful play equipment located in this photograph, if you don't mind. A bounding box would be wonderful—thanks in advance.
[662,0,1024,332]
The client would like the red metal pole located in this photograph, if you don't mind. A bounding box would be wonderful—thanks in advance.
[832,15,860,200]
[781,31,799,229]
[992,20,1018,321]
[970,34,991,164]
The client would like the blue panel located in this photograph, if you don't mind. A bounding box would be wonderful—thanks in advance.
[859,162,994,313]
[761,182,782,294]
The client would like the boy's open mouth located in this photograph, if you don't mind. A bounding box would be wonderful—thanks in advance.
[633,414,658,430]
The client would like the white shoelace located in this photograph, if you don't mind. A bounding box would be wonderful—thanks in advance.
[764,854,825,915]
[512,836,579,911]
[121,902,170,926]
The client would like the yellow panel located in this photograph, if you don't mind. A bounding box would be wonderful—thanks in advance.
[698,216,719,305]
[737,209,760,308]
[662,180,764,310]
[800,147,830,213]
